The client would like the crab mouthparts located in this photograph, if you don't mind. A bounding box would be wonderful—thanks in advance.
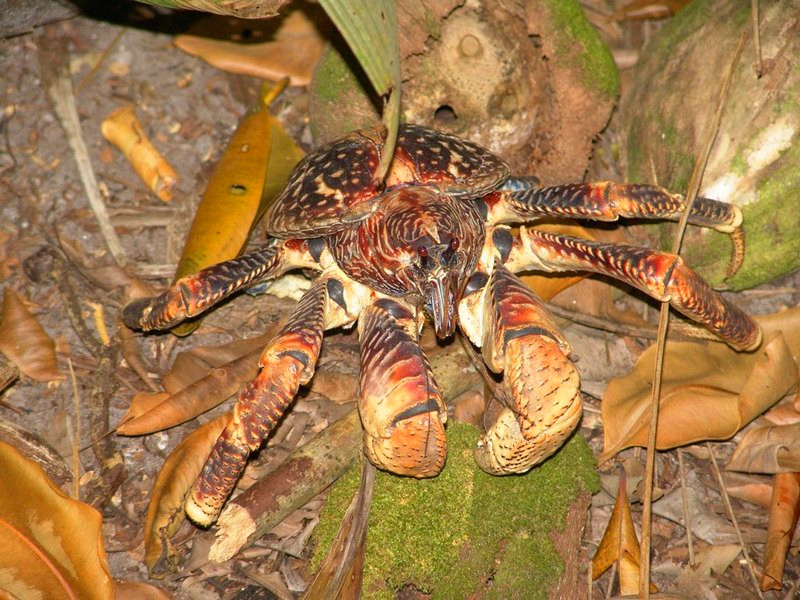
[426,272,460,339]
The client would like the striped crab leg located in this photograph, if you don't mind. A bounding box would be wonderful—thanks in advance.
[186,275,361,526]
[122,238,324,331]
[458,262,582,475]
[484,179,745,276]
[505,228,762,351]
[357,298,447,478]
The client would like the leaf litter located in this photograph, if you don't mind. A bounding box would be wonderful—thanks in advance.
[2,3,800,598]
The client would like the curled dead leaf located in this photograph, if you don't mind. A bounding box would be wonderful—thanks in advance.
[728,424,800,473]
[0,288,64,382]
[144,413,229,576]
[600,307,800,461]
[760,472,800,591]
[0,441,115,599]
[101,106,178,202]
[592,472,657,595]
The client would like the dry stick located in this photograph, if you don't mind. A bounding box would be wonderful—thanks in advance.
[546,303,718,343]
[67,358,81,501]
[676,449,694,565]
[751,0,763,78]
[38,28,128,267]
[707,442,763,597]
[638,32,747,599]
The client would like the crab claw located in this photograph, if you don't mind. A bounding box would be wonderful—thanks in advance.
[426,270,461,339]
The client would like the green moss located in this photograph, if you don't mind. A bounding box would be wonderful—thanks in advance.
[645,0,713,60]
[542,0,620,99]
[730,149,748,176]
[680,137,800,289]
[312,424,599,598]
[310,45,379,141]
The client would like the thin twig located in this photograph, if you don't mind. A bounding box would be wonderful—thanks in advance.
[546,303,718,342]
[706,442,764,598]
[751,0,762,78]
[639,32,747,599]
[67,358,81,501]
[676,449,694,565]
[37,27,128,266]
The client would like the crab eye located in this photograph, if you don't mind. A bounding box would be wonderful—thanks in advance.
[450,238,460,251]
[417,246,428,258]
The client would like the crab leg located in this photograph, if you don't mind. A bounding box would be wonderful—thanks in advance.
[459,262,582,475]
[506,228,762,351]
[486,179,744,275]
[122,238,322,331]
[490,179,741,231]
[185,275,358,526]
[357,298,447,478]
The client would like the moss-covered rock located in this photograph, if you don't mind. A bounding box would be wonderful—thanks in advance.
[311,423,599,599]
[620,0,800,289]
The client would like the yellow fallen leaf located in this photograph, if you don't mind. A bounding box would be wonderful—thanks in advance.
[169,80,303,336]
[0,288,64,382]
[592,472,657,595]
[144,413,229,576]
[0,441,115,599]
[101,106,178,202]
[174,9,327,86]
[600,308,800,462]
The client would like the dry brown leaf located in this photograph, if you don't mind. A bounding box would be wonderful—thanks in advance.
[174,10,327,86]
[162,330,275,393]
[592,472,657,595]
[0,288,64,382]
[117,349,257,435]
[728,424,800,473]
[614,0,692,21]
[600,308,800,461]
[144,413,229,576]
[117,391,171,429]
[115,581,173,599]
[0,441,115,599]
[101,106,178,202]
[725,473,773,509]
[673,543,741,595]
[760,472,800,591]
[119,330,281,436]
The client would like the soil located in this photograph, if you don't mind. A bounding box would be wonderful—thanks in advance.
[1,2,799,599]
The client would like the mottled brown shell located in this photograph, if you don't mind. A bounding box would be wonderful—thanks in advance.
[265,124,510,239]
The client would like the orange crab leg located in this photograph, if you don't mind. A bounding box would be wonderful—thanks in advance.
[507,228,762,351]
[463,262,582,475]
[122,238,323,331]
[485,181,745,275]
[357,298,447,478]
[185,276,356,526]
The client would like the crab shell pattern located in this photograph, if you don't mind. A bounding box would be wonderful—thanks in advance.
[124,124,761,527]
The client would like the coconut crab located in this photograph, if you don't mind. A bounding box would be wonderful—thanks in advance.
[124,124,761,526]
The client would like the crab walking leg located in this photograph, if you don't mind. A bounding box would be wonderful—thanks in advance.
[490,179,741,231]
[122,239,321,331]
[461,262,582,475]
[509,228,762,350]
[487,180,745,276]
[357,298,447,478]
[185,276,355,526]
